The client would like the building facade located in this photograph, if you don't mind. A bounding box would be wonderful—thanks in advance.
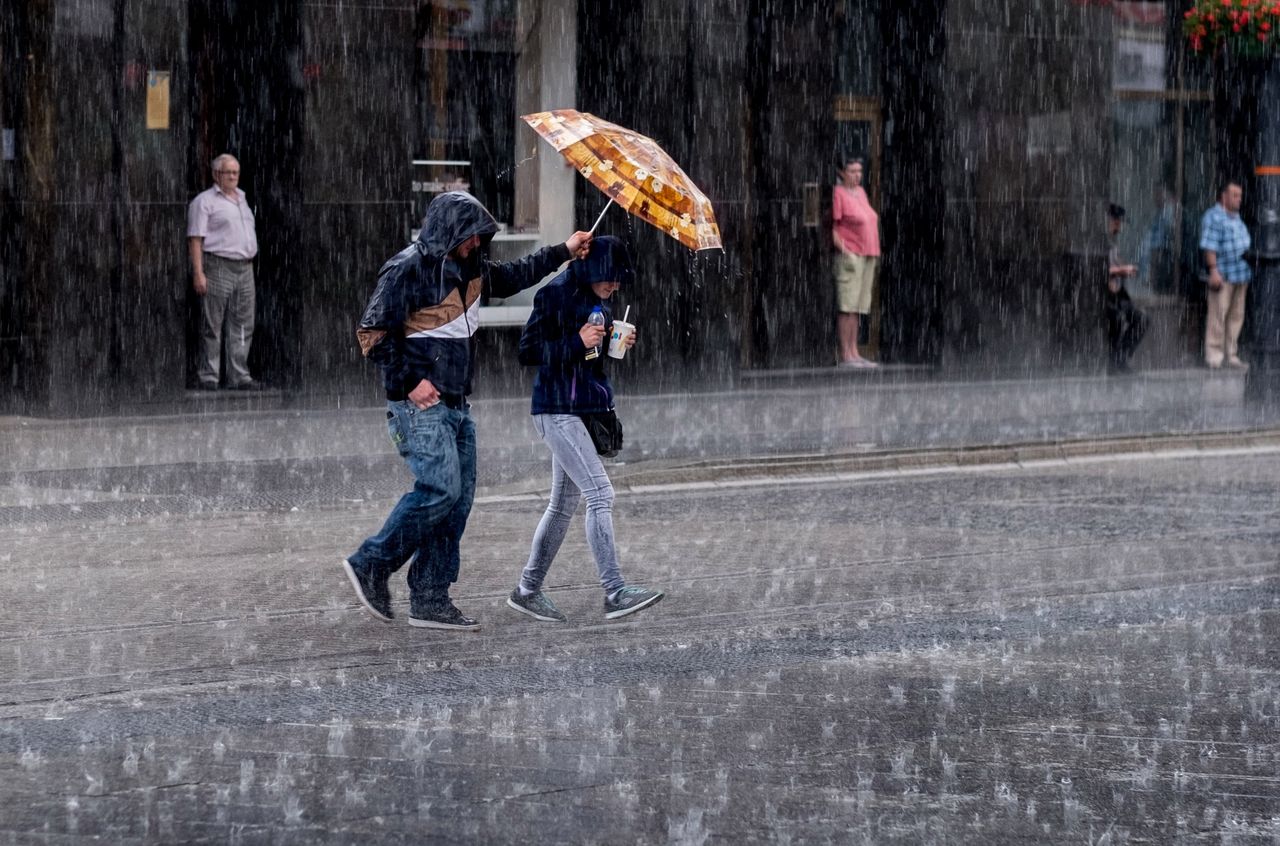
[0,1,1231,414]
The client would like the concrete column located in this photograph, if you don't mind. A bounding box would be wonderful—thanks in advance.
[537,0,577,243]
[513,0,576,242]
[513,0,541,231]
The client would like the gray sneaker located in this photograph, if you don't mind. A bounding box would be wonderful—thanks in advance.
[506,588,567,622]
[604,586,664,620]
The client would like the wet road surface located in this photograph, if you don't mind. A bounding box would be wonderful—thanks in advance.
[1,450,1277,843]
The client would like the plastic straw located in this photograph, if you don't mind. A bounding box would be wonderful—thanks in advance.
[622,305,630,323]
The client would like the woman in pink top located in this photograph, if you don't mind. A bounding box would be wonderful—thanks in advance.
[832,157,881,367]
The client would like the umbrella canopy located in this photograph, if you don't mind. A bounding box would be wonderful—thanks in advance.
[521,109,722,252]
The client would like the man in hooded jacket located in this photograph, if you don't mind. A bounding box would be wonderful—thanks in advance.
[342,191,592,630]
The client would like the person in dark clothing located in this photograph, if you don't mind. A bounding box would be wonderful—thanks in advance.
[505,236,664,623]
[342,191,592,631]
[1105,203,1148,374]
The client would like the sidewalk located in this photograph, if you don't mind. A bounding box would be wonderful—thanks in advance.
[2,366,1272,488]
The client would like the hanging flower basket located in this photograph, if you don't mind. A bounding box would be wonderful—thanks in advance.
[1184,0,1280,58]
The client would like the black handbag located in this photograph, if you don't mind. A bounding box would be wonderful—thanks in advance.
[580,410,623,457]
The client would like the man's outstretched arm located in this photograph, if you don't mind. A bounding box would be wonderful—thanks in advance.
[486,231,592,298]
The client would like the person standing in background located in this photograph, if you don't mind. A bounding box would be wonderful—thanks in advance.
[1199,181,1252,370]
[1139,183,1180,294]
[832,156,881,368]
[187,153,262,390]
[1105,204,1148,375]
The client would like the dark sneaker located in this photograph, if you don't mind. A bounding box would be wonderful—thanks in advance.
[506,588,567,623]
[341,558,393,623]
[408,600,481,631]
[233,379,267,391]
[604,586,664,620]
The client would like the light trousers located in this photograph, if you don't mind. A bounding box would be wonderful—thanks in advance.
[1205,282,1248,366]
[198,253,255,386]
[520,414,625,595]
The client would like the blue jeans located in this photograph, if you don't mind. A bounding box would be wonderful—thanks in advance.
[348,400,476,611]
[520,414,625,595]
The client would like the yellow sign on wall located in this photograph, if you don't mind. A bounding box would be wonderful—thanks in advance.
[146,71,170,130]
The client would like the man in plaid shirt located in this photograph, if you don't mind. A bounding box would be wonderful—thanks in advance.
[1199,181,1252,369]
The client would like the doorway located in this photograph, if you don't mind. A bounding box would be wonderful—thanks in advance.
[186,1,303,389]
[835,94,883,359]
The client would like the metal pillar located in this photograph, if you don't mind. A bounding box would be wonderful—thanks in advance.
[1247,58,1280,404]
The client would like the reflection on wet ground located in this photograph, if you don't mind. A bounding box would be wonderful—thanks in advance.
[1,453,1277,842]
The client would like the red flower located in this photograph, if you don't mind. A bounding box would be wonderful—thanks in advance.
[1182,0,1279,52]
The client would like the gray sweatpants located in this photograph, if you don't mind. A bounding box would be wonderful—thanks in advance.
[198,253,255,387]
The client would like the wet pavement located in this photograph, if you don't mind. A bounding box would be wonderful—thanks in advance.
[2,367,1273,530]
[1,367,1264,476]
[1,447,1277,843]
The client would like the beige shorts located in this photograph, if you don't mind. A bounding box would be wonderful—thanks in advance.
[835,252,877,315]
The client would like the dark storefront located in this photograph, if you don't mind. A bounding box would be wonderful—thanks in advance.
[0,1,1240,415]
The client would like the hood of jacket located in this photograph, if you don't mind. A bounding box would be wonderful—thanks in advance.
[517,236,638,416]
[564,235,635,290]
[416,191,500,259]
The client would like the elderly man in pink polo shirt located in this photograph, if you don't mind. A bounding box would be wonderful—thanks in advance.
[187,153,262,390]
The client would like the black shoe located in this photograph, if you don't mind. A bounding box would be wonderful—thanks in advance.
[408,600,481,631]
[232,379,266,391]
[1107,360,1132,375]
[195,381,219,391]
[506,588,567,622]
[604,586,664,620]
[341,558,393,622]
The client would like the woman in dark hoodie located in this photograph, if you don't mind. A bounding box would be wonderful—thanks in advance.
[507,236,664,622]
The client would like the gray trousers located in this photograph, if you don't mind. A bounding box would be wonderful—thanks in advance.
[520,414,625,595]
[198,253,255,386]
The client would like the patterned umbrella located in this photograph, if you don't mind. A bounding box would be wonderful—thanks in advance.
[521,109,722,252]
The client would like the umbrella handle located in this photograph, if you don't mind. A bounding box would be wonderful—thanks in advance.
[588,198,615,235]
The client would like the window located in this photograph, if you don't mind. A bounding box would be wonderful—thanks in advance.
[413,0,578,326]
[1109,1,1213,298]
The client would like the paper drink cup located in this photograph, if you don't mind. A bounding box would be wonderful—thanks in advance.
[607,320,635,359]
